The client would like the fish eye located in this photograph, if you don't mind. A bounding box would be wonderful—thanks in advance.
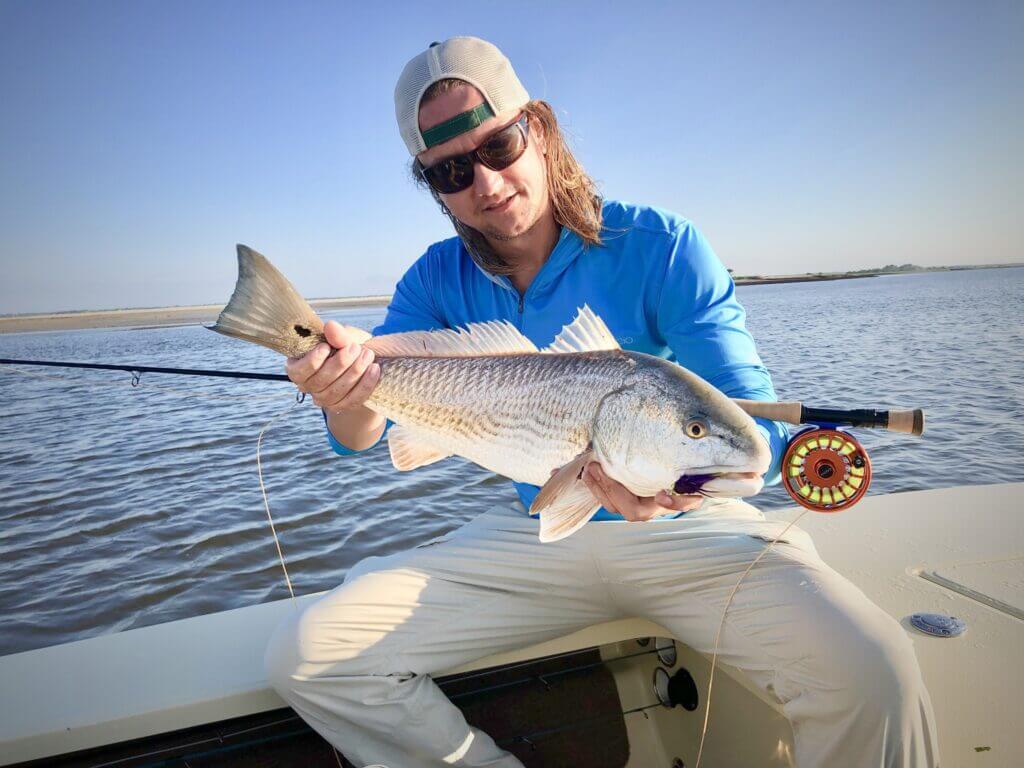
[685,419,708,439]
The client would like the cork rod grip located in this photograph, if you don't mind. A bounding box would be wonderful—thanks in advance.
[731,400,804,424]
[887,409,925,436]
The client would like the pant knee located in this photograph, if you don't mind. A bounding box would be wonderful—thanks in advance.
[876,638,926,716]
[831,617,926,719]
[264,610,304,698]
[264,598,393,700]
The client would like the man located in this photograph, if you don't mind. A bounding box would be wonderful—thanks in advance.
[266,37,937,767]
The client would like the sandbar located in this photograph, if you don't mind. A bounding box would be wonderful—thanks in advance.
[0,296,391,334]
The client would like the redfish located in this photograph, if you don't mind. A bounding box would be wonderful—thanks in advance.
[213,246,769,541]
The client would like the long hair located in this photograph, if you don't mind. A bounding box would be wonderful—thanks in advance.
[412,82,603,276]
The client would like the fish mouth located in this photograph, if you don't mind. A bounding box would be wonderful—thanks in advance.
[673,469,764,498]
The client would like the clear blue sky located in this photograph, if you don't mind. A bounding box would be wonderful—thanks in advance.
[1,0,1021,313]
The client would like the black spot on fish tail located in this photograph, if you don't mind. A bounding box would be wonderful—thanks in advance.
[294,325,312,338]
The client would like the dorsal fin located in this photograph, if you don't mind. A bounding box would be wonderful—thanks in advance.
[542,305,620,354]
[366,320,538,358]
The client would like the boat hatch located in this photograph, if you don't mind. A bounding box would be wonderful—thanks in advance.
[917,558,1024,620]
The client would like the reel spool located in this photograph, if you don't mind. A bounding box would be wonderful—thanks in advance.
[782,427,871,512]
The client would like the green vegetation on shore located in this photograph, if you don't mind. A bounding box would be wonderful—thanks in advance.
[731,261,1022,285]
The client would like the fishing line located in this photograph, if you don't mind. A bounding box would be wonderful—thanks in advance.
[1,361,304,603]
[256,398,304,603]
[694,508,809,768]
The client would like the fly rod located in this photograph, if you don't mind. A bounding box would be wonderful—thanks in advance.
[0,358,289,382]
[1,358,924,435]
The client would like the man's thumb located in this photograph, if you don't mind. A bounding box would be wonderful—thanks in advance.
[323,320,348,349]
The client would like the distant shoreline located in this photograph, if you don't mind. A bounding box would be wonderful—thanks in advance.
[2,263,1020,334]
[0,296,391,334]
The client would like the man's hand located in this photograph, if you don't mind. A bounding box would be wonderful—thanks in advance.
[285,320,380,413]
[582,462,704,521]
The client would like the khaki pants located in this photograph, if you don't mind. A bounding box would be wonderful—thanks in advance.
[265,500,938,767]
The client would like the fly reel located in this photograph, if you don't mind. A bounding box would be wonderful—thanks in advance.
[782,427,871,512]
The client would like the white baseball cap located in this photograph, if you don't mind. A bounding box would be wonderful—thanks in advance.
[394,36,530,156]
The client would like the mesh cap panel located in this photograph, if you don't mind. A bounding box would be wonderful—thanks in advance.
[394,37,530,156]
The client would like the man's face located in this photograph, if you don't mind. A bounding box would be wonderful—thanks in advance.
[417,84,550,244]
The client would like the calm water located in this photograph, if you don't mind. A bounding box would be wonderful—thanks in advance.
[1,268,1022,656]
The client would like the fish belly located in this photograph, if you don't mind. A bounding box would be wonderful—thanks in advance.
[366,353,630,486]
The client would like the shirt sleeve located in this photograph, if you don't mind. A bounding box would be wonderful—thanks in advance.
[325,251,444,456]
[655,223,789,485]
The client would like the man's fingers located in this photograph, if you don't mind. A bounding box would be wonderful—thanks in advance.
[655,491,704,512]
[286,343,332,387]
[583,464,620,516]
[590,464,650,520]
[322,320,346,348]
[604,475,648,518]
[319,350,375,410]
[581,463,702,522]
[305,343,362,394]
[323,320,373,348]
[329,362,381,412]
[317,348,374,408]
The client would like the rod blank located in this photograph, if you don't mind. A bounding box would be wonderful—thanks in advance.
[1,359,926,436]
[0,358,289,382]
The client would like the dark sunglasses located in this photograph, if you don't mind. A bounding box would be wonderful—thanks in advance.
[417,114,530,195]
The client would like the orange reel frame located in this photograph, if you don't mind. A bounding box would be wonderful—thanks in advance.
[782,427,872,512]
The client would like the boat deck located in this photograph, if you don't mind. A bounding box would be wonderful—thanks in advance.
[2,483,1021,766]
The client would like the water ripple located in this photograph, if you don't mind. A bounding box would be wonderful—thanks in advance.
[1,269,1022,655]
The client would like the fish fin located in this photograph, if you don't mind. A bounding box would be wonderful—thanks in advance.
[531,450,601,543]
[366,320,538,358]
[388,425,453,471]
[210,245,326,358]
[542,305,620,354]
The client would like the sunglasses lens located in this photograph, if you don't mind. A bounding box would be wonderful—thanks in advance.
[421,117,528,194]
[476,122,527,171]
[424,156,474,194]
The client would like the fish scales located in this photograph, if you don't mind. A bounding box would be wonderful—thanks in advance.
[366,352,635,485]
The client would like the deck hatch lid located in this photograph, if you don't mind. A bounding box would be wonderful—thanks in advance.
[918,558,1024,621]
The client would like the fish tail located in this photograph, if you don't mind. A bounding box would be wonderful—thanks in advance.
[210,245,326,358]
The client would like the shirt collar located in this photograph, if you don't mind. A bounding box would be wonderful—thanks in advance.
[470,226,585,294]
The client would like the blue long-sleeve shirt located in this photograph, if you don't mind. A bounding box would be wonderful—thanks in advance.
[327,200,789,520]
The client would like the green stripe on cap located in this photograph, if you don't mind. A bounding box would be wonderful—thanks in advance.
[421,103,495,148]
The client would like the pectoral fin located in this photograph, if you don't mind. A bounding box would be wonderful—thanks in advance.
[388,425,452,471]
[531,450,600,543]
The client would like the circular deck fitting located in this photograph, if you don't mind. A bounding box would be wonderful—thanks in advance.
[909,613,966,638]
